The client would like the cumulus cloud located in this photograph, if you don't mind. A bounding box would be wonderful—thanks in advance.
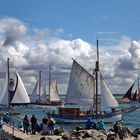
[0,17,27,46]
[0,17,139,95]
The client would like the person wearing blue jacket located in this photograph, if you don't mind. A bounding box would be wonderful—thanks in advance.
[98,120,105,130]
[85,118,93,129]
[4,112,10,124]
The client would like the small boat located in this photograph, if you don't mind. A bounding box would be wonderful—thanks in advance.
[51,39,122,123]
[0,58,30,107]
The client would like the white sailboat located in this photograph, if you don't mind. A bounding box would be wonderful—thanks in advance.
[0,58,30,106]
[30,69,61,105]
[52,39,122,123]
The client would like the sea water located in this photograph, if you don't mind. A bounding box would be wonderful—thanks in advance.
[1,104,139,132]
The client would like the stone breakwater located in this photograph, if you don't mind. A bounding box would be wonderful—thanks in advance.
[50,127,140,140]
[2,123,140,140]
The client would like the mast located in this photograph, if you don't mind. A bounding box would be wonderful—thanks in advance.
[7,58,10,107]
[138,77,140,102]
[48,65,51,102]
[95,37,99,115]
[38,70,42,103]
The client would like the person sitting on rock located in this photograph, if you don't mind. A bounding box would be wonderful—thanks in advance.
[4,112,10,124]
[85,118,93,129]
[98,120,105,130]
[113,121,121,133]
[92,122,98,130]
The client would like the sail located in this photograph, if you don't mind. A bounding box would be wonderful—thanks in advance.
[66,60,95,107]
[0,72,9,105]
[30,81,39,103]
[11,71,30,104]
[30,80,46,102]
[40,81,46,101]
[49,80,60,102]
[138,88,140,102]
[121,83,134,102]
[132,90,137,102]
[100,74,118,109]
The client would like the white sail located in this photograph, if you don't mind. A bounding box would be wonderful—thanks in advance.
[66,60,95,106]
[100,74,118,109]
[30,81,39,103]
[49,80,60,102]
[0,72,9,105]
[30,80,46,102]
[11,71,30,104]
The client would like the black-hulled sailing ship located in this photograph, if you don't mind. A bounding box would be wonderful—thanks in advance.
[122,77,140,103]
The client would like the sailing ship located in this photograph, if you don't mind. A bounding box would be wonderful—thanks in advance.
[121,78,140,103]
[30,68,61,105]
[51,39,122,123]
[0,58,30,106]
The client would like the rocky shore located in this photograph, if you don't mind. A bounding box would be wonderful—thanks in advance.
[39,126,140,140]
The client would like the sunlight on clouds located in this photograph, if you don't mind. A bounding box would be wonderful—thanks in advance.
[0,17,140,94]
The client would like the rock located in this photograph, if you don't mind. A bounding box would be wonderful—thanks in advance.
[75,126,84,131]
[40,137,53,140]
[118,127,132,139]
[107,133,119,140]
[62,132,71,140]
[133,128,140,135]
[70,129,106,140]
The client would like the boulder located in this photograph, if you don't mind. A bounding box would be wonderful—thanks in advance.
[62,132,71,140]
[118,127,131,139]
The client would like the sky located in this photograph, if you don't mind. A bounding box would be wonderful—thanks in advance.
[0,0,140,95]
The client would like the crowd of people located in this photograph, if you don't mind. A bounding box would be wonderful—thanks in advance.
[0,111,123,137]
[84,117,123,134]
[21,114,56,135]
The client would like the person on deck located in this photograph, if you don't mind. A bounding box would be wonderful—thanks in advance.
[85,118,93,129]
[23,115,30,135]
[30,114,37,135]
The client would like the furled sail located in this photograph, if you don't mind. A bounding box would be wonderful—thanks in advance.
[0,72,9,105]
[100,74,118,109]
[66,60,95,107]
[11,71,30,104]
[49,80,60,102]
